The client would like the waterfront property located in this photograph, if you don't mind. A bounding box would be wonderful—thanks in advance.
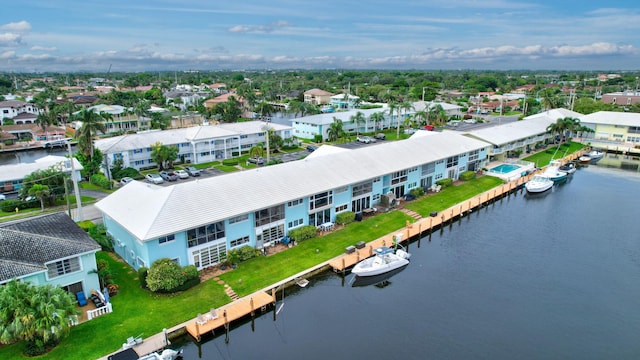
[464,108,584,162]
[94,121,293,171]
[579,111,640,153]
[95,131,489,272]
[0,100,42,125]
[0,212,101,295]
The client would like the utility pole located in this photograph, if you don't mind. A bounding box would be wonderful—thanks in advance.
[67,142,83,221]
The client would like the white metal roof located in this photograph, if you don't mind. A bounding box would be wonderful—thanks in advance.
[579,111,640,127]
[95,121,292,153]
[96,132,489,241]
[464,108,584,146]
[412,101,462,112]
[0,156,83,182]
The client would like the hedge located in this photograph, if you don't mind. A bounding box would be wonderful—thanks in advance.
[90,173,111,189]
[335,211,355,225]
[459,170,476,181]
[222,159,239,166]
[436,178,454,188]
[288,225,318,242]
[0,199,39,212]
[138,267,148,289]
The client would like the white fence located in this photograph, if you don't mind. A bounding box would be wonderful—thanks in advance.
[87,303,113,320]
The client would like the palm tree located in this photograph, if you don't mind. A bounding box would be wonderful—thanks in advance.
[560,117,580,141]
[73,108,108,161]
[350,111,366,136]
[413,110,428,126]
[546,120,564,144]
[326,117,345,143]
[255,101,275,119]
[36,107,59,132]
[540,90,559,111]
[287,100,305,118]
[133,100,151,129]
[28,183,50,212]
[370,111,385,132]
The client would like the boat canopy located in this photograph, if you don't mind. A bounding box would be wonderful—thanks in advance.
[374,246,394,255]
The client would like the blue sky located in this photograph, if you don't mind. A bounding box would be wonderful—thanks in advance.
[1,0,639,72]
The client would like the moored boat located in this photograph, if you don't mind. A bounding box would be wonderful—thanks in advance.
[579,155,591,163]
[543,161,568,183]
[351,246,411,277]
[525,175,554,193]
[558,161,577,174]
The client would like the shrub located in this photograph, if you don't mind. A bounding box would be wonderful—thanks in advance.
[227,246,261,264]
[409,187,424,197]
[138,267,148,289]
[222,158,239,166]
[146,259,199,293]
[88,224,114,252]
[335,211,355,225]
[459,170,476,181]
[0,199,38,212]
[313,134,323,143]
[436,178,454,188]
[288,225,318,242]
[90,173,111,189]
[116,167,142,180]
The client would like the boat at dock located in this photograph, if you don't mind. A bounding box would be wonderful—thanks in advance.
[587,150,604,162]
[351,246,411,277]
[542,161,568,183]
[525,175,554,193]
[108,348,182,360]
[558,161,577,175]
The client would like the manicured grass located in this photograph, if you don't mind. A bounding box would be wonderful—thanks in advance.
[214,164,241,172]
[404,176,504,217]
[522,142,586,168]
[79,182,113,193]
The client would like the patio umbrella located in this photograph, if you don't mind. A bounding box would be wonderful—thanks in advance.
[103,287,110,304]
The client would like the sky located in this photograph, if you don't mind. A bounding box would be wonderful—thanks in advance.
[1,0,639,72]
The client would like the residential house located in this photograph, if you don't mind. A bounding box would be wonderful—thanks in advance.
[95,131,489,271]
[0,155,84,194]
[303,89,333,105]
[413,101,463,119]
[0,212,101,298]
[579,111,640,148]
[74,104,145,134]
[601,91,640,106]
[330,93,360,110]
[0,100,41,126]
[290,107,392,140]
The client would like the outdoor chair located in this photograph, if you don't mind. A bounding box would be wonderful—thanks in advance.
[76,291,87,306]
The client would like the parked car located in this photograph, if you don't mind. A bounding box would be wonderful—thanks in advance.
[174,169,189,179]
[185,166,201,177]
[356,135,371,144]
[160,171,178,181]
[145,173,164,184]
[403,193,417,201]
[120,177,134,185]
[306,145,317,152]
[248,157,265,165]
[374,133,386,140]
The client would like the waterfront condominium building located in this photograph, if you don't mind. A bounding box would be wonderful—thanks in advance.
[96,131,489,271]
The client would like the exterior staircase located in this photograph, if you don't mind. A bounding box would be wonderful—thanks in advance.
[400,208,422,220]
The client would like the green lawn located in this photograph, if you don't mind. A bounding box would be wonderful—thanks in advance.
[522,142,586,168]
[0,176,505,359]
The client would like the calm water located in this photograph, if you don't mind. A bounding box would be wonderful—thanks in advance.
[174,163,640,359]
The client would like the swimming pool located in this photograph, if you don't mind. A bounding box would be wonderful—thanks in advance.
[490,163,521,174]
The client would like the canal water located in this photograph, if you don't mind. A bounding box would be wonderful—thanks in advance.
[174,162,640,359]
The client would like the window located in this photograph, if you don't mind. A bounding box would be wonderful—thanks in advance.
[468,149,479,162]
[137,257,146,268]
[336,204,348,213]
[47,257,81,278]
[447,155,459,168]
[229,214,249,224]
[309,191,333,210]
[288,198,303,207]
[422,163,435,176]
[391,170,407,185]
[288,218,304,228]
[352,181,372,197]
[335,186,348,194]
[435,173,443,180]
[629,126,640,134]
[192,241,227,269]
[158,234,175,244]
[255,204,285,227]
[187,221,225,248]
[230,236,250,248]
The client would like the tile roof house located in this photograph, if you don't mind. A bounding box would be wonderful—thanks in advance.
[0,212,101,297]
[303,89,333,105]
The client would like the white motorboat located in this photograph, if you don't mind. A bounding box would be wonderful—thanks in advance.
[525,175,554,193]
[579,155,591,163]
[351,246,411,277]
[542,161,568,183]
[558,161,577,174]
[138,348,183,360]
[588,150,604,160]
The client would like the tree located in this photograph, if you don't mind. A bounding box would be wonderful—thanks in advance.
[326,117,345,142]
[36,107,59,132]
[255,101,274,119]
[370,111,385,131]
[19,167,66,205]
[28,184,50,212]
[0,280,79,356]
[150,142,179,170]
[149,112,170,130]
[350,111,366,136]
[249,143,264,159]
[73,108,109,162]
[212,96,242,122]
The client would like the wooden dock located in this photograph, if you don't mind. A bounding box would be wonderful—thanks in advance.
[184,291,274,341]
[330,175,531,272]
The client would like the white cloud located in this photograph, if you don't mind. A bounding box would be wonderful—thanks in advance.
[228,21,292,34]
[1,21,32,32]
[0,32,22,46]
[0,50,16,59]
[30,45,57,51]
